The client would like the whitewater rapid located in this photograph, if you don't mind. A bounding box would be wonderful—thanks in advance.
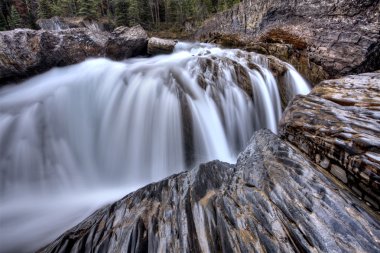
[0,43,310,252]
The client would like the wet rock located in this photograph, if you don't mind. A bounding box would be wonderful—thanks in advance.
[267,55,287,77]
[40,130,380,253]
[195,0,380,84]
[194,51,297,110]
[36,16,114,32]
[246,42,329,85]
[105,25,148,61]
[280,71,380,210]
[196,56,253,97]
[148,37,177,55]
[0,26,148,84]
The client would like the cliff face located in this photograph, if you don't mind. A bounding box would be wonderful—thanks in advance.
[40,130,380,253]
[195,0,380,84]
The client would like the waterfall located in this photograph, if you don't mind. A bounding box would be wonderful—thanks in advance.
[0,43,310,252]
[284,64,311,97]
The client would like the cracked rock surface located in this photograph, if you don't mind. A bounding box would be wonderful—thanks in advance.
[40,130,380,253]
[280,71,380,210]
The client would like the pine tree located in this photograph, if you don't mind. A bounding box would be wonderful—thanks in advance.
[78,0,98,18]
[0,13,7,31]
[9,5,21,28]
[0,12,7,30]
[24,0,39,28]
[114,0,128,26]
[137,0,151,28]
[38,0,53,18]
[165,0,180,23]
[56,0,75,17]
[127,0,139,26]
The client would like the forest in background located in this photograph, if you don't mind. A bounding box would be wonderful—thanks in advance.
[0,0,240,31]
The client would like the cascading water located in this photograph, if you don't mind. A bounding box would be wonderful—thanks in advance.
[0,43,310,252]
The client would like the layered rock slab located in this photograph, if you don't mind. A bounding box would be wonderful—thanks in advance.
[0,25,148,84]
[40,130,380,253]
[280,72,380,210]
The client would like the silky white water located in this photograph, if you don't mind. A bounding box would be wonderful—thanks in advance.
[0,43,310,252]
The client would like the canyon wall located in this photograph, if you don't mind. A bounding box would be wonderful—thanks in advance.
[196,0,380,84]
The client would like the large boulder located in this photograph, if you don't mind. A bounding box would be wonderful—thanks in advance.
[279,71,380,210]
[105,25,148,60]
[147,37,177,55]
[39,130,380,253]
[0,25,148,84]
[195,0,380,84]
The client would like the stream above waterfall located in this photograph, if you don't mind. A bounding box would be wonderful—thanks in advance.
[0,43,310,252]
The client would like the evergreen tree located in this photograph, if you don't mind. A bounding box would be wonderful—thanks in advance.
[164,0,177,23]
[0,11,7,30]
[38,0,53,18]
[0,0,242,31]
[78,0,98,18]
[137,0,150,28]
[55,0,75,17]
[114,0,128,26]
[0,0,11,29]
[24,0,39,28]
[9,5,21,28]
[127,0,139,26]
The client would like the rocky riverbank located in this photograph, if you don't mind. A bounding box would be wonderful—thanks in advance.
[195,0,380,84]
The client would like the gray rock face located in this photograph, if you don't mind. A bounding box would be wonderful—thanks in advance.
[0,25,148,84]
[195,0,380,84]
[280,72,380,210]
[106,26,149,61]
[40,130,380,253]
[147,37,177,55]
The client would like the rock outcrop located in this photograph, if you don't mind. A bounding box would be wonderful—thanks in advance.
[40,130,380,253]
[0,25,148,84]
[280,71,380,210]
[36,16,114,32]
[106,26,149,61]
[147,37,177,55]
[195,0,380,84]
